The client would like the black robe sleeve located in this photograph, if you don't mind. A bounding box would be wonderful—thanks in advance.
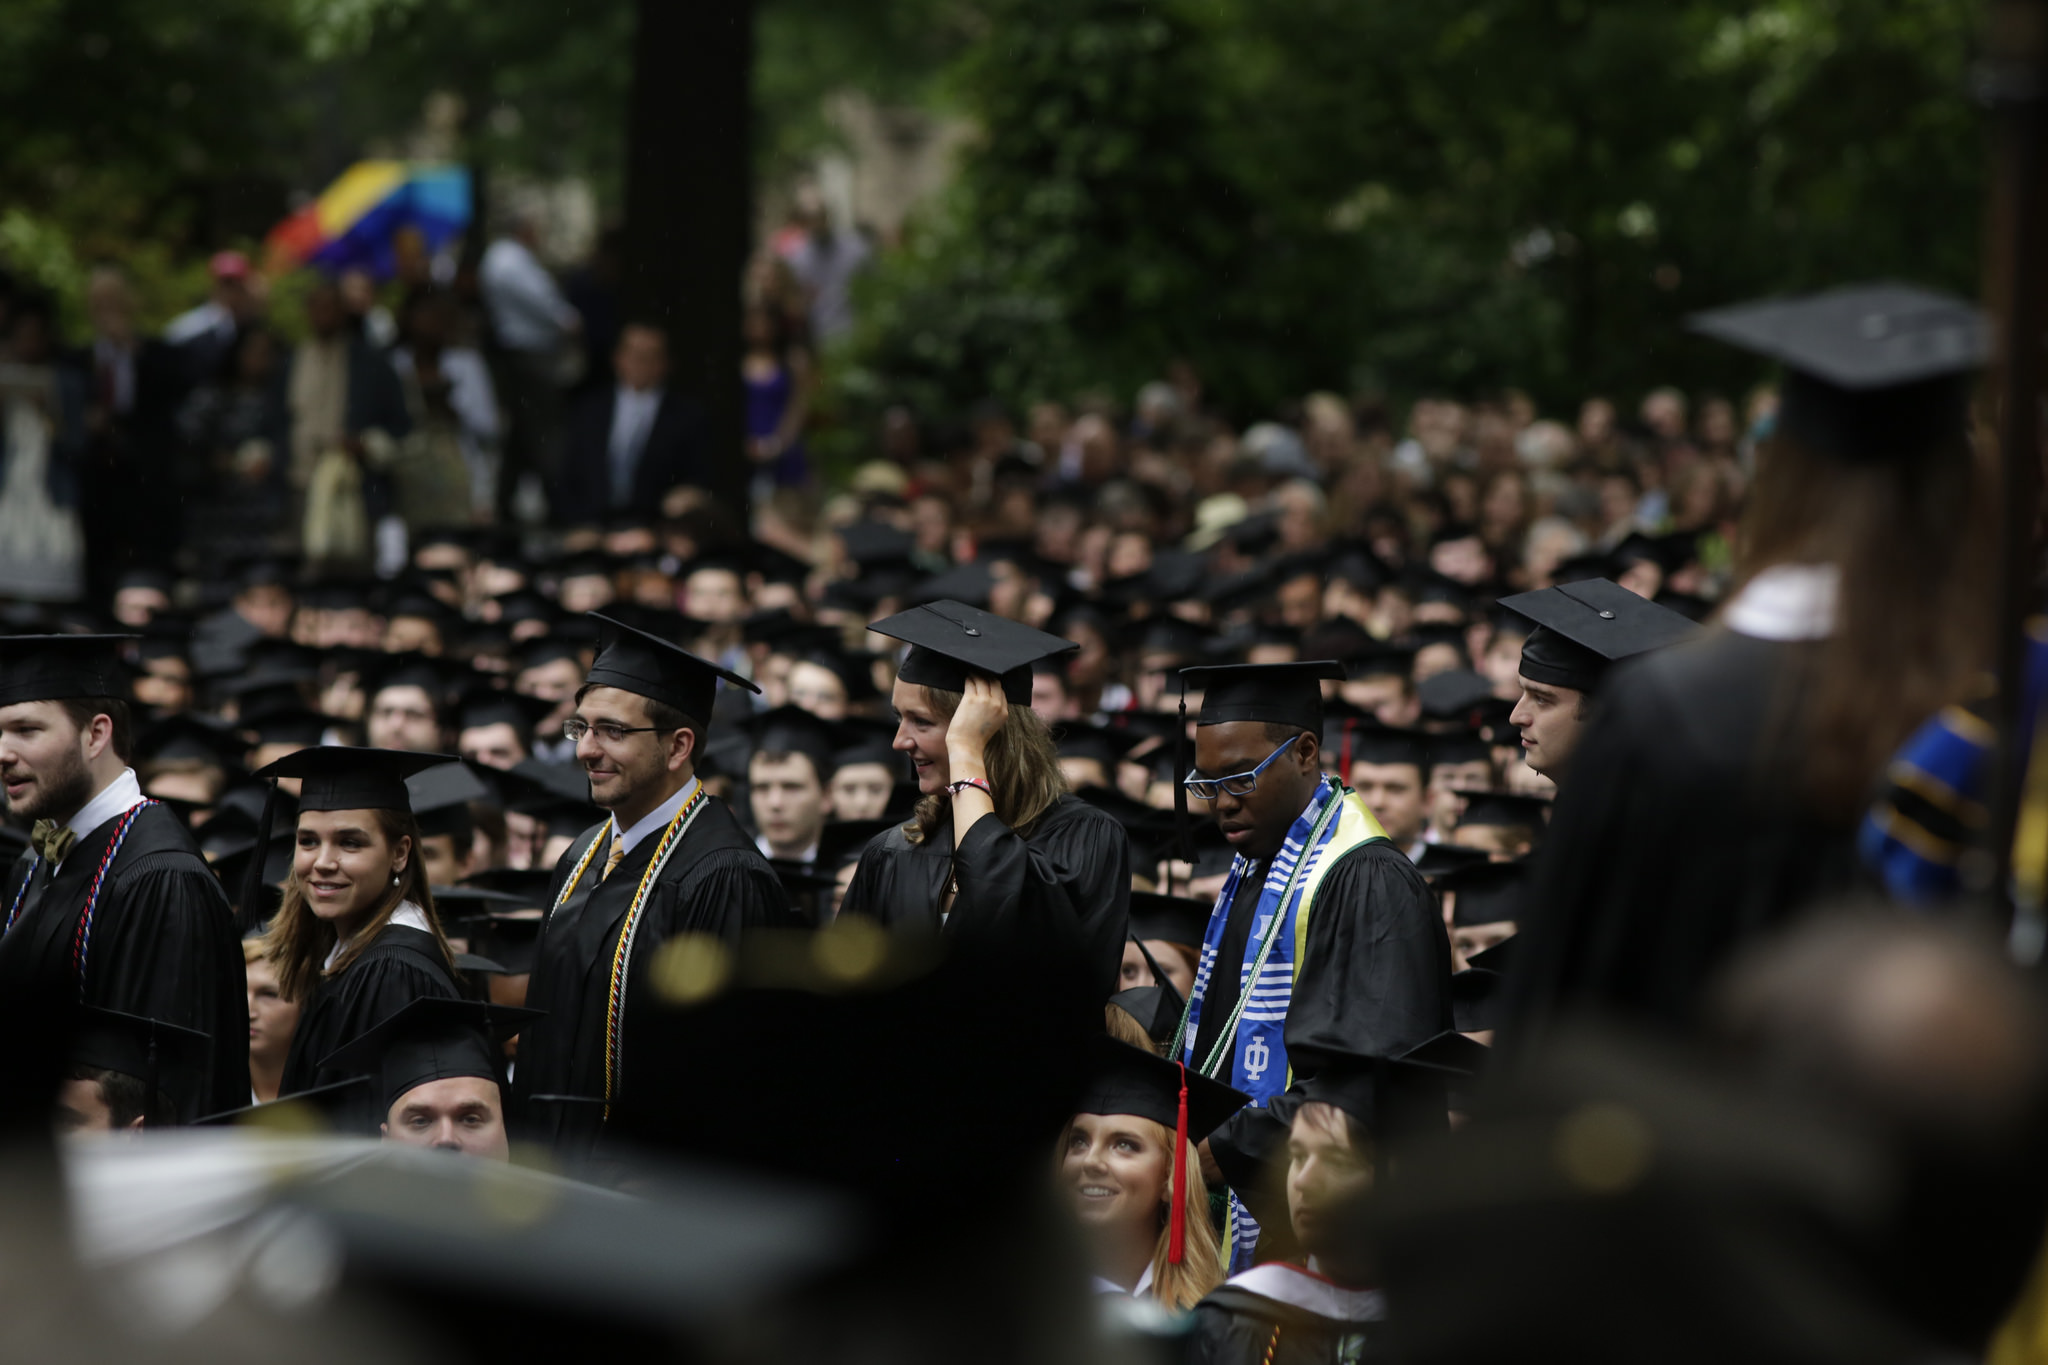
[89,853,247,1120]
[951,800,1130,1000]
[836,833,896,926]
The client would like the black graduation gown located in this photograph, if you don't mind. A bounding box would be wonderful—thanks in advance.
[278,922,459,1128]
[512,796,789,1155]
[1504,630,1863,1039]
[1198,838,1452,1256]
[837,793,1130,1002]
[0,801,245,1123]
[1188,1273,1385,1365]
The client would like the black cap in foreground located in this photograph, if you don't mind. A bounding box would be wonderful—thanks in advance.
[868,599,1077,704]
[1284,1038,1465,1147]
[583,611,759,727]
[1180,659,1345,732]
[1108,985,1183,1050]
[1688,282,1985,463]
[0,635,135,707]
[320,996,543,1112]
[68,1007,211,1125]
[1501,579,1699,693]
[253,746,457,814]
[1439,857,1531,928]
[1075,1035,1249,1142]
[195,1075,373,1129]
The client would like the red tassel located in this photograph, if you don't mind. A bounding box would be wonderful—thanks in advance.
[1169,1062,1190,1265]
[1339,719,1354,783]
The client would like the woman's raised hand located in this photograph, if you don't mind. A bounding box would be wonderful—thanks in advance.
[946,674,1009,767]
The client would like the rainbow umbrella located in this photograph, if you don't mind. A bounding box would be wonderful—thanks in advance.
[265,161,472,279]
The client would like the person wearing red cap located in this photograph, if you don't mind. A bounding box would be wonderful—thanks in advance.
[163,251,260,386]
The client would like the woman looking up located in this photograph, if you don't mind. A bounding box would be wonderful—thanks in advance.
[1064,1036,1247,1309]
[256,748,462,1119]
[839,600,1131,1001]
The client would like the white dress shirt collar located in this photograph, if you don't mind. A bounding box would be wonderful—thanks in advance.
[756,833,819,864]
[1091,1262,1156,1297]
[58,768,146,869]
[1723,563,1840,642]
[611,777,701,857]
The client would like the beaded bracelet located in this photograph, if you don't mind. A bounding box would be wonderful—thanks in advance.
[945,777,993,798]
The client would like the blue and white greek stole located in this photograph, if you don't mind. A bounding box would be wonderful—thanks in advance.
[1176,776,1371,1270]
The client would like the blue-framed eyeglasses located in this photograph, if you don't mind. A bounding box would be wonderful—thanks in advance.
[1182,736,1298,800]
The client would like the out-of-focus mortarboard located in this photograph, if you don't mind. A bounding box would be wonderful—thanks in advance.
[68,1007,211,1126]
[1451,790,1552,831]
[195,1075,372,1129]
[321,996,541,1112]
[1128,891,1211,948]
[1688,282,1985,463]
[1436,856,1531,927]
[743,705,840,780]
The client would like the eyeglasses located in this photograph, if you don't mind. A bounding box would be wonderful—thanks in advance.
[1182,736,1299,801]
[563,718,670,744]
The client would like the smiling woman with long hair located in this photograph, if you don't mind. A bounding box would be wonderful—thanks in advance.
[1064,1038,1245,1310]
[253,748,461,1119]
[837,600,1132,1000]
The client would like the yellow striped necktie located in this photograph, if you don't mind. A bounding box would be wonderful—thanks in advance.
[600,832,626,882]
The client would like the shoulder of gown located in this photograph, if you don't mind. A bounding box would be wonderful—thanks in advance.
[1286,832,1454,1059]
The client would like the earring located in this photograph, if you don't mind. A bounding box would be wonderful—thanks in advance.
[391,872,401,887]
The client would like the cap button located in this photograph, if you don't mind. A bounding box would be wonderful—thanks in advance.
[1598,610,1615,619]
[964,627,981,636]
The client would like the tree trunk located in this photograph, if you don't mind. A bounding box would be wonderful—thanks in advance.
[621,0,753,534]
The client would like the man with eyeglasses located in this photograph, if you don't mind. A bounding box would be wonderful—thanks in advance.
[1174,660,1451,1272]
[511,612,790,1157]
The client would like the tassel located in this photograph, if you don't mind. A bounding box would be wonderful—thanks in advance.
[237,778,281,937]
[1174,687,1192,871]
[1339,718,1355,782]
[1168,1061,1190,1265]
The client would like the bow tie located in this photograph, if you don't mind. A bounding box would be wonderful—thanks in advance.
[30,820,75,865]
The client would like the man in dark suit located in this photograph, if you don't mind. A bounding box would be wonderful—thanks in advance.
[553,322,705,526]
[73,266,190,600]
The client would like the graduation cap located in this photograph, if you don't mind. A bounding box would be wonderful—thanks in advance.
[321,996,543,1114]
[743,705,841,780]
[1128,891,1211,949]
[868,599,1077,705]
[457,867,556,906]
[815,817,893,870]
[254,746,454,814]
[0,634,135,706]
[1500,578,1700,694]
[831,716,906,775]
[468,910,543,975]
[195,1075,373,1129]
[1436,856,1531,927]
[1414,842,1494,880]
[432,885,530,926]
[67,1006,211,1126]
[1108,985,1183,1050]
[243,708,330,749]
[1451,791,1552,831]
[1346,642,1418,682]
[584,611,759,726]
[1074,1036,1250,1267]
[1055,721,1146,771]
[835,520,916,567]
[407,759,494,843]
[455,685,553,740]
[908,560,996,609]
[136,713,246,772]
[1451,964,1504,1034]
[1417,669,1496,721]
[1427,731,1496,771]
[1344,724,1431,773]
[1179,660,1343,733]
[1688,282,1985,462]
[1283,1040,1456,1151]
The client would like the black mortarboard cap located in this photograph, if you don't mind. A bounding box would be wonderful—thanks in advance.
[815,818,893,869]
[584,611,759,725]
[1502,578,1699,693]
[1128,891,1212,948]
[1346,724,1431,772]
[1285,1040,1454,1147]
[1108,986,1182,1050]
[1437,856,1531,927]
[1452,791,1551,830]
[1180,660,1342,731]
[0,635,135,706]
[456,685,553,736]
[744,704,840,779]
[68,1006,211,1125]
[432,885,530,927]
[1417,669,1495,721]
[869,600,1077,705]
[1413,842,1494,880]
[1347,641,1418,681]
[1075,1036,1249,1141]
[137,713,246,770]
[244,708,330,748]
[908,560,996,609]
[457,867,556,906]
[1451,965,1504,1034]
[408,760,493,841]
[1055,721,1146,769]
[1688,282,1986,462]
[321,996,543,1112]
[1427,732,1495,770]
[195,1075,372,1129]
[253,747,456,813]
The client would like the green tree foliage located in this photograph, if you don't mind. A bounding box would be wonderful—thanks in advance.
[843,0,1986,420]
